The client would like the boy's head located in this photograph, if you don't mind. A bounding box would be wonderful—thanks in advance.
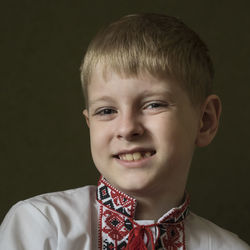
[81,13,221,200]
[80,13,214,107]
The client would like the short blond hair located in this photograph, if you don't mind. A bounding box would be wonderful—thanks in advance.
[80,13,213,106]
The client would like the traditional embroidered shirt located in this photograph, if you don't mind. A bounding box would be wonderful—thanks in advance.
[0,178,249,250]
[97,177,189,249]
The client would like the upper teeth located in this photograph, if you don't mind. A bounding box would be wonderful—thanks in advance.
[118,152,152,161]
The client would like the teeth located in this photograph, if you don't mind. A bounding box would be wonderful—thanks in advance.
[125,154,134,161]
[121,154,127,160]
[118,152,153,161]
[133,152,142,161]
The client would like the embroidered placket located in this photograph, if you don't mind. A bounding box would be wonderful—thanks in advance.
[96,177,189,250]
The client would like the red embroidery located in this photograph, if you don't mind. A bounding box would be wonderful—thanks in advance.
[97,176,189,250]
[103,210,130,241]
[160,223,185,250]
[111,190,133,210]
[159,196,190,224]
[97,177,136,217]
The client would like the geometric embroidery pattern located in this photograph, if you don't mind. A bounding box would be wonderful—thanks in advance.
[97,176,189,250]
[101,207,133,249]
[158,223,185,249]
[97,177,136,218]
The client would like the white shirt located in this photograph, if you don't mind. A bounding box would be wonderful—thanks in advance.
[0,180,249,250]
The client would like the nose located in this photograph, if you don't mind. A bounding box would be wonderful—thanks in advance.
[116,110,144,141]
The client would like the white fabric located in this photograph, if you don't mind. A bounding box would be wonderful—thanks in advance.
[0,185,249,250]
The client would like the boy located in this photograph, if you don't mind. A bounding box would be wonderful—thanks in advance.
[0,13,249,250]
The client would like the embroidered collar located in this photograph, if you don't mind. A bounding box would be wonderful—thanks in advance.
[96,176,190,249]
[97,177,137,218]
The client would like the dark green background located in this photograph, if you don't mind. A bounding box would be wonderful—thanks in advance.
[1,0,249,245]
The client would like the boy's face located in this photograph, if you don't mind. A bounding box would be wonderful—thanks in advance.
[84,65,201,196]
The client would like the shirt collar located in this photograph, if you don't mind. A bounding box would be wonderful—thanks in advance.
[96,176,190,223]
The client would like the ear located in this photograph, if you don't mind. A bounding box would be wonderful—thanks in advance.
[196,95,222,147]
[83,109,90,127]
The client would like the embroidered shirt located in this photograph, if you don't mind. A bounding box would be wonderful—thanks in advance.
[0,181,249,250]
[97,177,189,249]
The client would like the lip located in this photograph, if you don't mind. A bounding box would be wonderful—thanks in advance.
[113,147,156,156]
[112,147,156,168]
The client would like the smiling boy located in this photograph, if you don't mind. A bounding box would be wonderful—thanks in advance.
[84,68,201,221]
[0,13,249,250]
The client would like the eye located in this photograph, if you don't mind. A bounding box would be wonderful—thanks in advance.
[94,108,117,116]
[147,103,162,109]
[145,102,168,109]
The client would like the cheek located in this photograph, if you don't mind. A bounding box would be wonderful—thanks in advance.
[152,115,194,152]
[90,129,101,151]
[89,127,106,173]
[89,123,112,155]
[149,115,179,140]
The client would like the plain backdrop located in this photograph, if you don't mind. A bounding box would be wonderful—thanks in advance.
[1,0,249,244]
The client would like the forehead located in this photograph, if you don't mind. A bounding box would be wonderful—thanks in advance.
[87,63,194,108]
[89,64,170,92]
[89,62,173,90]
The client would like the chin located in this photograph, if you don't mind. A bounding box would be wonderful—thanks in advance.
[112,175,154,196]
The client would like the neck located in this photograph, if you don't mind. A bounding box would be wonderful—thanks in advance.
[135,191,185,221]
[127,179,187,221]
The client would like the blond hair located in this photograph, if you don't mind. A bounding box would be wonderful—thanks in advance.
[80,13,213,106]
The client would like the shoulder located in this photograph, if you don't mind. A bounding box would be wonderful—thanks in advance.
[10,185,97,220]
[0,185,98,249]
[25,185,97,212]
[185,212,250,250]
[23,185,97,223]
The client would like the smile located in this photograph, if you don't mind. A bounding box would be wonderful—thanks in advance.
[115,151,156,162]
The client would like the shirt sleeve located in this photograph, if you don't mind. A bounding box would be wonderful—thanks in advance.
[0,201,57,250]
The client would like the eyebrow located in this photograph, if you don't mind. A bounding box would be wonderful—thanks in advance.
[139,89,174,98]
[88,96,115,107]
